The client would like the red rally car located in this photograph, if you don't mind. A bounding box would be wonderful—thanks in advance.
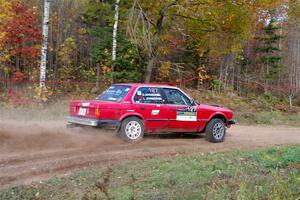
[66,83,235,143]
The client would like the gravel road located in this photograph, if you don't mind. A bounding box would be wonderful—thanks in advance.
[0,121,299,187]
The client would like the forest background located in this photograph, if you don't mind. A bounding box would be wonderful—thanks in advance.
[1,0,300,111]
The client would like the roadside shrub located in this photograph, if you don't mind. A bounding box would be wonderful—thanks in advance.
[258,91,279,110]
[212,80,222,92]
[254,112,273,124]
[7,88,29,107]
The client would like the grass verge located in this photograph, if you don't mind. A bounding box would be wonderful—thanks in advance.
[236,111,300,126]
[0,101,69,121]
[1,145,300,200]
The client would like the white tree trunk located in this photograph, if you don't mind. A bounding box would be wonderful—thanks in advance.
[39,0,51,89]
[111,0,120,83]
[287,23,300,107]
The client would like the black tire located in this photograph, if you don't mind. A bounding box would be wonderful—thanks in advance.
[119,117,144,142]
[205,118,226,143]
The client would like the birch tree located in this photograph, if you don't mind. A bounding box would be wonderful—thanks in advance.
[287,24,299,107]
[111,0,120,83]
[287,1,300,107]
[39,0,51,90]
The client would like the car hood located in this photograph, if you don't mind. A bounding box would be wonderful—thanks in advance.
[197,104,233,113]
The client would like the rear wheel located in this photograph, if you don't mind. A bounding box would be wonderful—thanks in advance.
[119,117,144,142]
[205,118,226,143]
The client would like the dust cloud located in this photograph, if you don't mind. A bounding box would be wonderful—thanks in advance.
[0,121,124,153]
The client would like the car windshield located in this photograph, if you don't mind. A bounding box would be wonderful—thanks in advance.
[96,85,131,102]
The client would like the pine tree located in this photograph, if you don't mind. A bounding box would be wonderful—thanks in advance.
[256,18,283,82]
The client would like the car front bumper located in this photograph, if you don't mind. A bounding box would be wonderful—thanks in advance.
[65,116,120,128]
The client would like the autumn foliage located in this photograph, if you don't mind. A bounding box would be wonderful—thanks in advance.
[0,0,299,107]
[0,0,40,75]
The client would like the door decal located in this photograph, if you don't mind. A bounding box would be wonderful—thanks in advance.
[176,111,197,121]
[151,110,160,115]
[176,106,197,121]
[143,93,162,101]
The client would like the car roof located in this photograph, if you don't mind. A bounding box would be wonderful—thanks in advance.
[113,83,176,88]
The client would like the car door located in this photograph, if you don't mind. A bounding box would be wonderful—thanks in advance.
[132,87,169,132]
[163,88,199,132]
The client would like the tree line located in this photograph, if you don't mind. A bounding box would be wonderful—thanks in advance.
[0,0,300,105]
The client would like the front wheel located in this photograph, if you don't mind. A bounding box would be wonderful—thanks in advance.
[119,117,144,142]
[205,118,226,143]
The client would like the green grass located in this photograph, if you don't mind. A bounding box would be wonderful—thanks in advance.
[1,145,300,200]
[187,89,300,126]
[236,111,300,126]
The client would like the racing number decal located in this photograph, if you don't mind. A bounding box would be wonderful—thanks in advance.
[143,88,162,102]
[78,107,87,116]
[176,106,197,121]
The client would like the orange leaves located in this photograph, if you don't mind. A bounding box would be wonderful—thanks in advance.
[159,61,171,79]
[197,64,210,86]
[157,46,170,55]
[58,37,79,80]
[0,0,13,64]
[11,71,25,82]
[0,0,41,64]
[289,0,300,24]
[33,85,53,102]
[0,0,13,24]
[77,28,88,35]
[102,64,112,75]
[182,0,286,57]
[58,37,77,66]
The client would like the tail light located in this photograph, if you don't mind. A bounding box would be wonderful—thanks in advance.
[70,106,76,114]
[95,108,101,118]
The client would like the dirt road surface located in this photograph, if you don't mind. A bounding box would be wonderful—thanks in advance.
[0,120,299,188]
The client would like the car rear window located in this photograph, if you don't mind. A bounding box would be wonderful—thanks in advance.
[96,85,131,102]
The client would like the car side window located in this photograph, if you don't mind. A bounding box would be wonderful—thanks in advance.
[133,87,166,104]
[163,88,190,105]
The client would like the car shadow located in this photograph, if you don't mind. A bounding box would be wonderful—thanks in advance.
[145,133,204,140]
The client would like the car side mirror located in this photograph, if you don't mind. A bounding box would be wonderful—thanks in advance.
[190,99,196,106]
